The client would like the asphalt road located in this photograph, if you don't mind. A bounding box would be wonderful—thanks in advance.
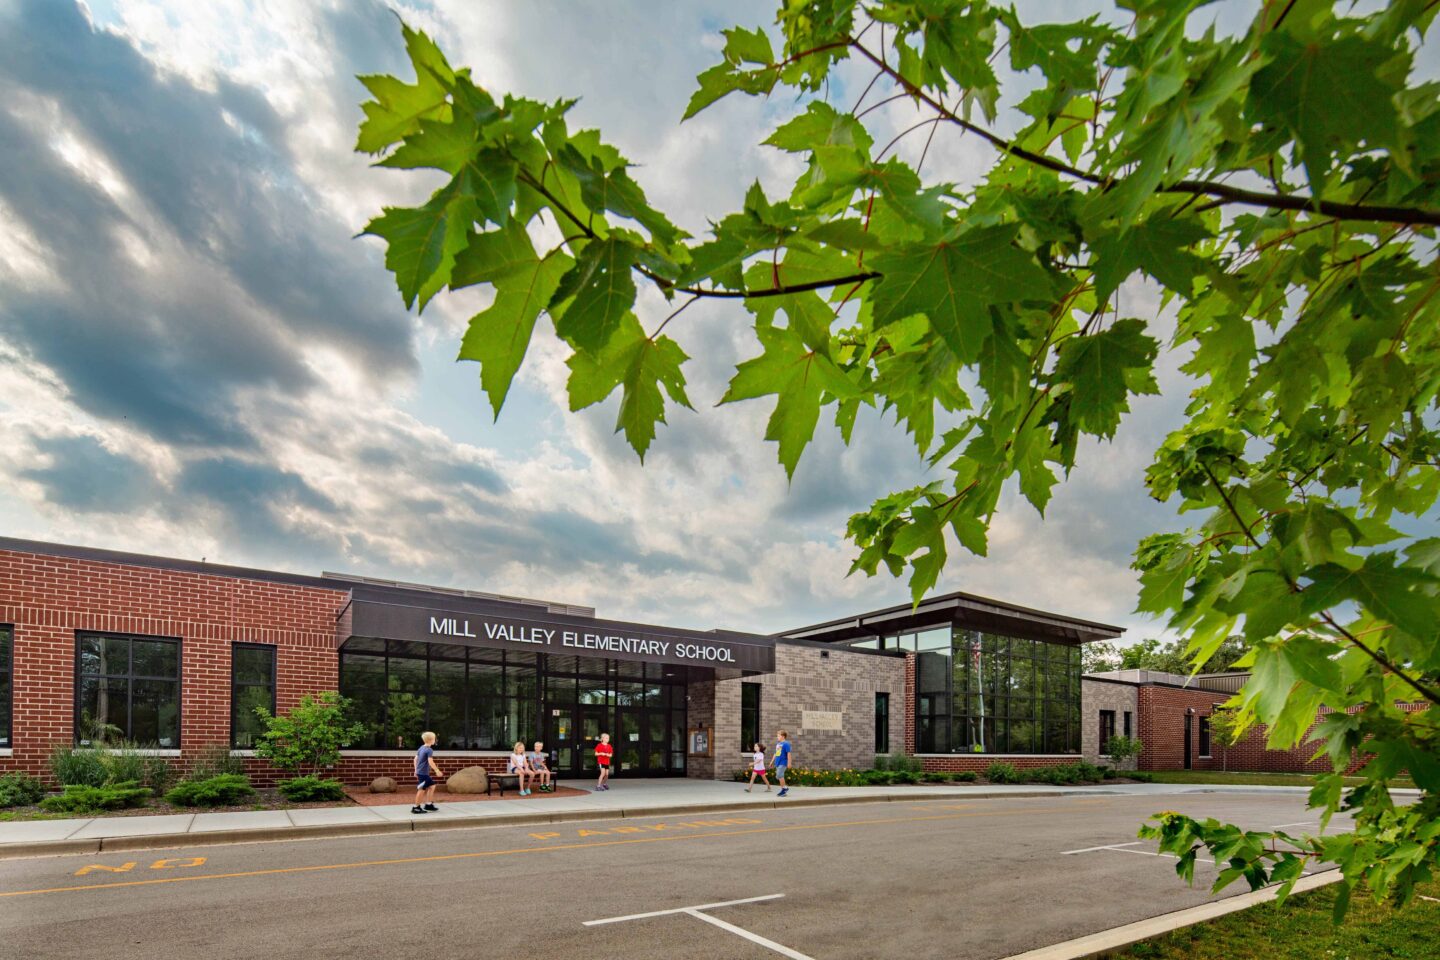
[0,792,1346,960]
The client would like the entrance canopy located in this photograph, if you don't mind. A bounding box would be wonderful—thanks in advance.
[336,582,775,673]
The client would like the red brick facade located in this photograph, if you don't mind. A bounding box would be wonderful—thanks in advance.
[918,754,1084,773]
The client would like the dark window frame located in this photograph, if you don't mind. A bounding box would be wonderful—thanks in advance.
[1123,710,1132,738]
[875,691,890,754]
[740,682,761,753]
[0,624,12,750]
[74,631,183,748]
[231,643,277,749]
[1099,709,1116,755]
[1199,715,1212,758]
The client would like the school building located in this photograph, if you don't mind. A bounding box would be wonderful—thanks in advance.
[2,535,1379,786]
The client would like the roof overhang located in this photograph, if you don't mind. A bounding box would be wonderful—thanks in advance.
[783,592,1123,646]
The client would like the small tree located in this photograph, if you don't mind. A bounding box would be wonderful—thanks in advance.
[254,692,365,777]
[1105,735,1144,772]
[1205,709,1247,774]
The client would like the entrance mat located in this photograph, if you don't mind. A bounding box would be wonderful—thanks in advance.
[344,784,590,806]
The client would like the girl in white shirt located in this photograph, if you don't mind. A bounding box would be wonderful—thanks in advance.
[509,741,532,796]
[745,742,771,793]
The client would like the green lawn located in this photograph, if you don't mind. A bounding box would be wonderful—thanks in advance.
[1144,770,1417,789]
[1114,877,1440,959]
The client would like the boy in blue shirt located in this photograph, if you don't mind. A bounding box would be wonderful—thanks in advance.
[411,731,442,814]
[773,730,791,797]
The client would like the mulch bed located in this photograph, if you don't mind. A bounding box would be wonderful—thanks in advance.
[344,784,590,806]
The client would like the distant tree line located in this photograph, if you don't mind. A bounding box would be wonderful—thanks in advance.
[1082,636,1250,677]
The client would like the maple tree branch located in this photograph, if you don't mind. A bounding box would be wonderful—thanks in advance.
[848,40,1440,227]
[520,169,880,301]
[1202,460,1440,706]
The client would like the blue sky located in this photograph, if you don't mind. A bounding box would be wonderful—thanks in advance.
[0,0,1195,637]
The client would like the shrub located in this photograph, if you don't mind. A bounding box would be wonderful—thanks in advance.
[951,771,979,783]
[0,772,46,808]
[39,781,150,813]
[891,769,920,785]
[1128,770,1155,783]
[861,769,896,785]
[164,774,256,808]
[102,743,177,794]
[1105,735,1144,771]
[188,745,246,780]
[985,761,1022,784]
[255,692,364,776]
[920,771,950,783]
[873,754,890,771]
[276,775,347,802]
[49,744,110,787]
[881,753,922,773]
[1101,767,1118,780]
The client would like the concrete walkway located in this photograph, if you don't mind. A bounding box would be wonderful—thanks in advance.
[0,778,1415,859]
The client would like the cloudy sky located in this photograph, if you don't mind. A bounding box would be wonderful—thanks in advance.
[0,0,1199,637]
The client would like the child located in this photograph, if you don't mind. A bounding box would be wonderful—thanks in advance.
[745,742,770,793]
[773,729,791,798]
[528,740,553,792]
[411,731,442,814]
[595,732,613,791]
[509,741,532,796]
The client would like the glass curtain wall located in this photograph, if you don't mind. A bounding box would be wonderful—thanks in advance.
[338,642,688,774]
[879,626,1081,754]
[340,639,538,751]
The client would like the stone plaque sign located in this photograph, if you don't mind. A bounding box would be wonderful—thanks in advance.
[801,710,843,731]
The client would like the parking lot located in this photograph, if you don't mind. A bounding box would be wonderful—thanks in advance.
[0,791,1347,960]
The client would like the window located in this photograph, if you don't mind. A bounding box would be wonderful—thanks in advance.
[340,641,538,751]
[912,628,1082,755]
[76,633,181,747]
[1199,716,1212,758]
[875,692,890,754]
[1099,710,1116,755]
[1123,710,1132,738]
[740,682,761,752]
[0,625,11,749]
[231,645,276,748]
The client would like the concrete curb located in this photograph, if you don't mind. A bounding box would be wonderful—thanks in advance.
[0,786,1133,859]
[998,870,1345,960]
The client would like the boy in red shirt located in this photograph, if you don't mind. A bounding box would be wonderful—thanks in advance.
[595,733,613,791]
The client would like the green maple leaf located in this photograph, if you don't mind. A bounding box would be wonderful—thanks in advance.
[362,185,477,311]
[456,223,571,417]
[556,145,680,245]
[721,323,859,478]
[1089,212,1209,303]
[1051,319,1159,438]
[565,313,692,460]
[1250,33,1405,190]
[551,237,640,352]
[1301,552,1439,643]
[764,101,873,154]
[356,25,453,154]
[869,224,1053,362]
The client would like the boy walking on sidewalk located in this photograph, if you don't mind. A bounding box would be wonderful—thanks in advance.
[412,731,442,814]
[773,730,791,798]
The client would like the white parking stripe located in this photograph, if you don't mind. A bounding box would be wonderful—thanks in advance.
[683,909,816,960]
[1106,846,1215,865]
[584,893,784,925]
[1061,842,1143,855]
[1270,821,1317,829]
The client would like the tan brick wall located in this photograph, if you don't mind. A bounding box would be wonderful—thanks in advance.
[699,643,906,779]
[1081,678,1138,764]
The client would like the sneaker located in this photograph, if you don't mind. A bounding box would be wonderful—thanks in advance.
[411,806,427,814]
[777,788,788,797]
[744,787,751,792]
[423,803,438,811]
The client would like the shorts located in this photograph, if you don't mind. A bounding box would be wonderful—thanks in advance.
[417,774,436,790]
[752,768,766,775]
[774,764,787,778]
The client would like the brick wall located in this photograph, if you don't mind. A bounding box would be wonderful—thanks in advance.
[0,547,347,781]
[703,643,905,778]
[684,679,718,780]
[1081,678,1139,764]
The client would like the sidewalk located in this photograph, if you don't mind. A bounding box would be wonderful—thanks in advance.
[0,779,1414,859]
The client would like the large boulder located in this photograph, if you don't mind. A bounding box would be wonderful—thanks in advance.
[444,766,489,794]
[369,776,397,794]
